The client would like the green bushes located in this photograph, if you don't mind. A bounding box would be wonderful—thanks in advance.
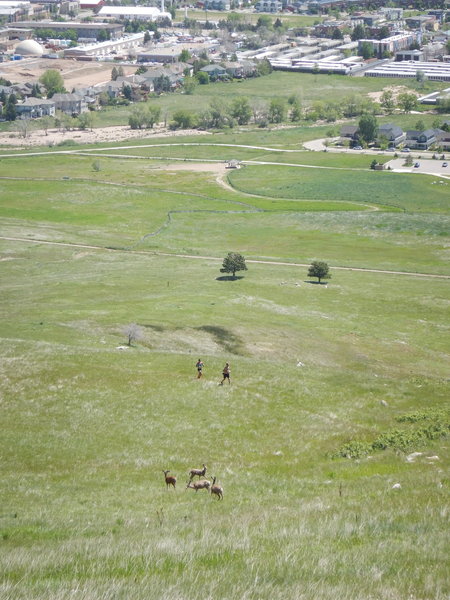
[335,408,450,458]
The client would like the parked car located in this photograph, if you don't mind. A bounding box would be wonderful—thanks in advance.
[414,162,420,168]
[401,147,410,153]
[353,145,362,150]
[442,162,448,167]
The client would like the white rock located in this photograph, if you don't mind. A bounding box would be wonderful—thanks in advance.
[406,452,423,463]
[427,455,439,461]
[380,400,388,407]
[296,361,305,367]
[116,345,129,350]
[392,483,402,489]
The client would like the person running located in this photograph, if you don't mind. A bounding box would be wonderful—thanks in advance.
[220,362,231,385]
[196,358,204,379]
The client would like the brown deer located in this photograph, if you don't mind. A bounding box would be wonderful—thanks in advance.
[210,477,223,501]
[186,479,211,492]
[163,470,176,490]
[188,463,207,481]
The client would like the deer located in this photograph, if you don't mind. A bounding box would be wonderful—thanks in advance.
[186,479,211,492]
[210,477,223,501]
[188,463,207,482]
[163,470,176,490]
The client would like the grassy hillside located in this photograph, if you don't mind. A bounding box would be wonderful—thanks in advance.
[0,132,449,600]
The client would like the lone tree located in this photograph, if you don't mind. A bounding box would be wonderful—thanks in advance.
[220,252,248,278]
[308,261,331,284]
[123,323,144,346]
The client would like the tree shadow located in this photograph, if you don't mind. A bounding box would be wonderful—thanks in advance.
[195,325,244,355]
[140,324,165,331]
[304,280,328,285]
[216,276,245,281]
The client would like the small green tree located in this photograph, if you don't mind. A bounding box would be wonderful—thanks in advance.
[397,92,418,113]
[195,71,209,85]
[220,252,248,278]
[230,96,252,125]
[289,99,302,122]
[380,89,395,114]
[415,119,426,132]
[359,41,374,59]
[268,98,286,124]
[170,109,198,129]
[358,113,378,144]
[183,76,197,95]
[308,261,331,284]
[39,69,65,97]
[351,24,366,41]
[3,94,17,121]
[146,106,161,128]
[78,111,94,131]
[179,48,191,62]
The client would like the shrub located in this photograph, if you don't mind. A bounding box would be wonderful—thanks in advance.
[334,410,449,458]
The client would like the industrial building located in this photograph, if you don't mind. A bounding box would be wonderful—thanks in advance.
[365,61,450,82]
[97,6,171,22]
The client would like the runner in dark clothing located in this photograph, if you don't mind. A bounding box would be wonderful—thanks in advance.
[196,359,204,379]
[220,362,231,385]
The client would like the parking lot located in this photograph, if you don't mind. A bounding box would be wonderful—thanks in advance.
[386,158,450,176]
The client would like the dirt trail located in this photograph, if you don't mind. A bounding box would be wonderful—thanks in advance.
[1,236,448,279]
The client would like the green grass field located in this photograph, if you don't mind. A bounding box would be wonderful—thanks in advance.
[0,124,449,599]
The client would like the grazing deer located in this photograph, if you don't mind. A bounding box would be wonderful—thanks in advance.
[186,479,211,492]
[163,470,176,490]
[189,463,207,481]
[210,477,223,501]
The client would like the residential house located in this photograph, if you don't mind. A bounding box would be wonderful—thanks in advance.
[340,125,359,143]
[255,0,282,12]
[140,67,181,89]
[202,0,230,9]
[16,97,55,118]
[223,60,256,78]
[377,123,405,147]
[165,62,193,77]
[435,129,450,150]
[52,93,87,115]
[199,64,227,79]
[404,128,438,150]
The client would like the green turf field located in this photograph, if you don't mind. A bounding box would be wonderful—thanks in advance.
[0,127,449,600]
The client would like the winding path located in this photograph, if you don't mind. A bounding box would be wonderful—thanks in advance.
[1,141,448,279]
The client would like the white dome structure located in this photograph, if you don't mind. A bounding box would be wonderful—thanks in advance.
[15,40,45,57]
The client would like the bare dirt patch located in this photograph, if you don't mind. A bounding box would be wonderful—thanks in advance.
[0,124,211,149]
[0,57,135,90]
[160,162,227,174]
[368,85,419,103]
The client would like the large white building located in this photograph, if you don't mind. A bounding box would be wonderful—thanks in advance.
[97,6,171,22]
[64,32,146,58]
[365,61,450,82]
